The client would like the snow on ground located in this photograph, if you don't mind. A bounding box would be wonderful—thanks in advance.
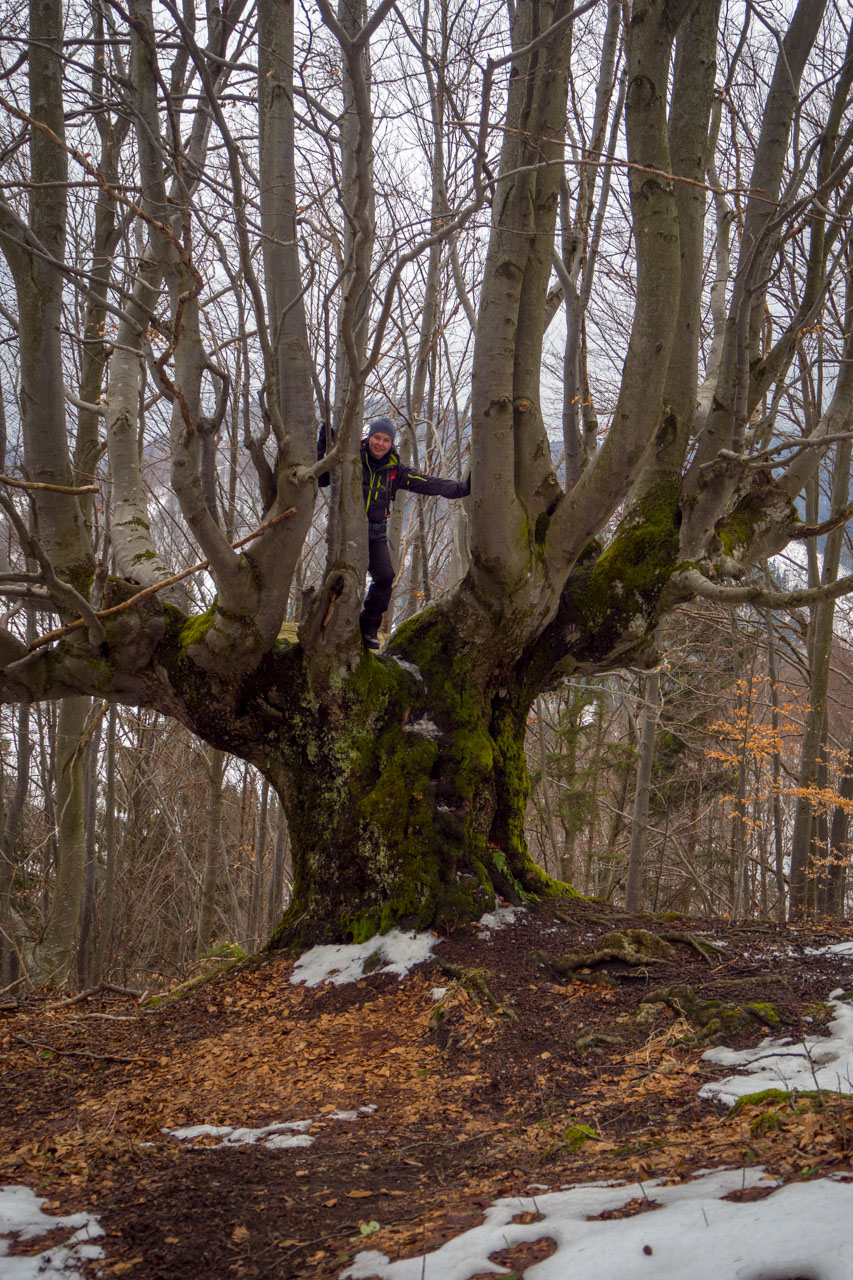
[474,905,522,932]
[0,1185,103,1279]
[806,941,853,958]
[290,929,437,987]
[11,932,853,1278]
[701,989,853,1106]
[342,1168,853,1280]
[167,1105,377,1148]
[168,1119,315,1149]
[290,907,521,988]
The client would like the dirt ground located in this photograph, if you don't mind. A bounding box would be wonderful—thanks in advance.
[3,899,853,1279]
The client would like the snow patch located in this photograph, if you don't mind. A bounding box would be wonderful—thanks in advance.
[475,905,522,932]
[167,1106,378,1148]
[290,929,436,987]
[805,941,853,958]
[0,1185,103,1279]
[168,1119,314,1149]
[168,1124,234,1141]
[341,1169,853,1280]
[700,989,853,1105]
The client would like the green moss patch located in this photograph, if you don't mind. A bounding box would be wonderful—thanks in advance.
[642,984,784,1045]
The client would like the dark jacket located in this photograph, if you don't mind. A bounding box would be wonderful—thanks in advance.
[318,430,470,523]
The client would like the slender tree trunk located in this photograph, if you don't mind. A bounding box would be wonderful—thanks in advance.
[824,725,853,917]
[731,635,754,920]
[35,697,92,984]
[764,600,788,919]
[76,717,102,989]
[790,430,851,916]
[577,693,605,887]
[624,658,661,912]
[813,721,831,915]
[267,799,290,934]
[0,694,33,987]
[93,703,118,983]
[0,746,10,990]
[248,777,269,949]
[756,789,768,918]
[561,697,579,881]
[197,747,226,954]
[679,777,701,914]
[535,698,562,877]
[732,731,750,919]
[598,762,630,899]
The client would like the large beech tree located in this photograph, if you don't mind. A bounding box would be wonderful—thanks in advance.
[0,0,852,959]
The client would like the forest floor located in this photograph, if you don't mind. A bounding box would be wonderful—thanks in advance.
[3,898,853,1279]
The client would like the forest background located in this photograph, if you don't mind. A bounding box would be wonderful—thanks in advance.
[1,0,853,996]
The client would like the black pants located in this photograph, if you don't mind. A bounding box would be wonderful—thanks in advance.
[360,532,395,635]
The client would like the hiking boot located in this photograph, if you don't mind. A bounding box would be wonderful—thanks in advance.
[361,630,380,650]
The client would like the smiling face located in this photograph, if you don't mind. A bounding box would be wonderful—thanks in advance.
[367,431,393,460]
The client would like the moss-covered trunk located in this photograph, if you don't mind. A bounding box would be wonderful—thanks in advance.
[263,612,571,949]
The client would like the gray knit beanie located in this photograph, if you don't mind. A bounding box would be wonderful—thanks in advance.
[367,416,397,444]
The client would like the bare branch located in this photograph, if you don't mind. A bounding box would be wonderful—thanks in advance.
[25,507,298,654]
[674,565,853,611]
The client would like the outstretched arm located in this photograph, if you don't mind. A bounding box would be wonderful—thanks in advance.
[398,467,470,500]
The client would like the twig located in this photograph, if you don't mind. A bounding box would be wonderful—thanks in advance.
[71,1013,138,1021]
[0,491,105,646]
[0,475,100,496]
[660,932,727,963]
[0,973,29,999]
[45,980,142,1011]
[12,1033,156,1067]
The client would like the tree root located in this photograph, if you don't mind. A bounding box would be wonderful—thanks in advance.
[431,960,518,1032]
[659,931,727,963]
[530,928,678,980]
[531,928,731,984]
[640,983,784,1045]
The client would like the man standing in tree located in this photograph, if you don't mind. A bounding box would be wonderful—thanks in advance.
[319,417,470,648]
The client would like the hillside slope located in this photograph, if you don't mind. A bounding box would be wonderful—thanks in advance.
[3,901,853,1278]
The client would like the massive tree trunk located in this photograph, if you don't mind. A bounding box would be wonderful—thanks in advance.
[261,605,573,947]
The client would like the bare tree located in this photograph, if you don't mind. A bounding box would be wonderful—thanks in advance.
[0,0,851,964]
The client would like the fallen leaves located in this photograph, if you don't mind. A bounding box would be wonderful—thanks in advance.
[5,903,853,1280]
